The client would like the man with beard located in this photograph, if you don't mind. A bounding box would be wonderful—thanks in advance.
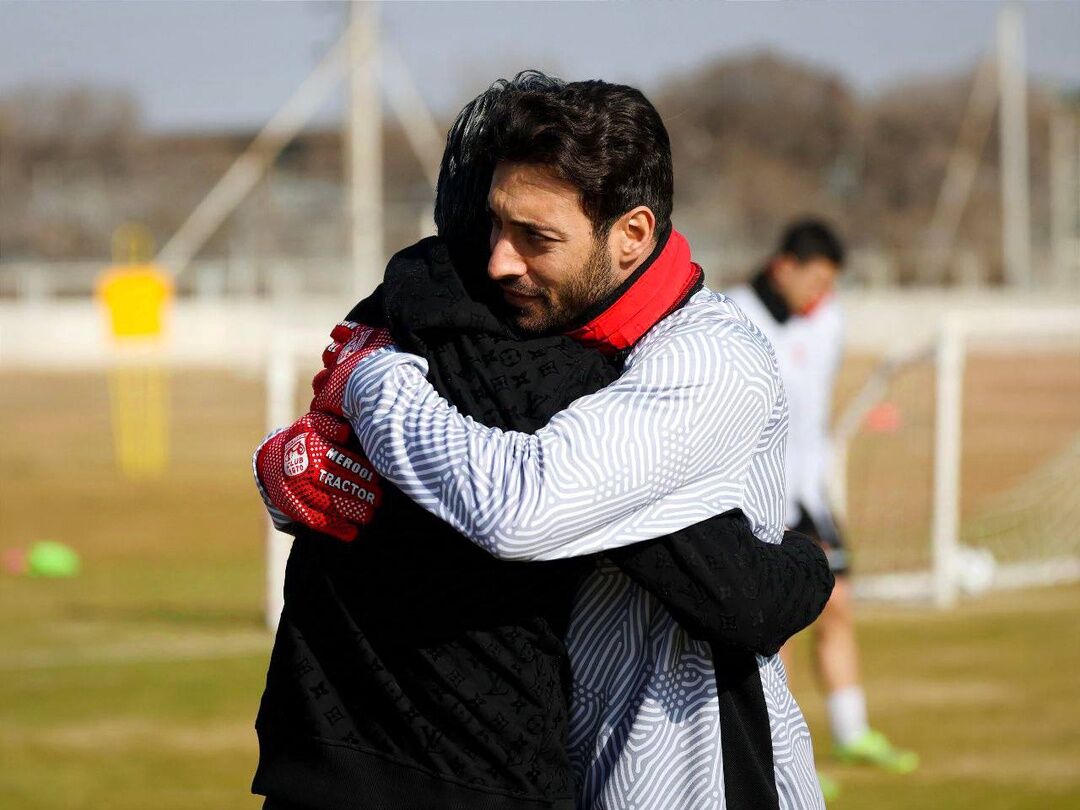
[255,74,830,810]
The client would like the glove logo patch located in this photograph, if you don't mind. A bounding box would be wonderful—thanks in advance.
[337,328,373,364]
[283,433,310,477]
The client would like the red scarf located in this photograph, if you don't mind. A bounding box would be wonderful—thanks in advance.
[566,228,702,355]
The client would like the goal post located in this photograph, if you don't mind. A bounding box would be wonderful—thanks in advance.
[935,307,1080,604]
[834,305,1080,606]
[931,317,965,608]
[263,327,329,630]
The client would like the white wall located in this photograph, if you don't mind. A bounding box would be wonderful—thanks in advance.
[2,289,1079,369]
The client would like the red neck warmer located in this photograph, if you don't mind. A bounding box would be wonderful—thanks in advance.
[566,228,702,355]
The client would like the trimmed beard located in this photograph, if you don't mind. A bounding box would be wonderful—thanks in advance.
[507,237,620,335]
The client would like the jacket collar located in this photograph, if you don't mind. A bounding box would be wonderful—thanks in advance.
[565,227,703,356]
[750,268,792,324]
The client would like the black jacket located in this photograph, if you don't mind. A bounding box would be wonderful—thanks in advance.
[253,237,833,810]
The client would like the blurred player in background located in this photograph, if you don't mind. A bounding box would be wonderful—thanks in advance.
[726,221,918,780]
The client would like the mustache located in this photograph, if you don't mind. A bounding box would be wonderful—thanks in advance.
[499,280,548,299]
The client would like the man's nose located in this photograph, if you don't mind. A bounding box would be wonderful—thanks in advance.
[488,236,527,283]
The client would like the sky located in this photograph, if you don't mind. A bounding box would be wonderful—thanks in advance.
[2,0,1078,133]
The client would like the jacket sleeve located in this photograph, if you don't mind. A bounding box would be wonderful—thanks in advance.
[607,511,834,656]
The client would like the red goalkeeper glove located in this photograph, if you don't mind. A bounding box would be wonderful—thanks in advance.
[310,321,394,417]
[253,411,383,542]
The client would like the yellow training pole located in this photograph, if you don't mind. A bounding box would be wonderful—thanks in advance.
[97,224,174,480]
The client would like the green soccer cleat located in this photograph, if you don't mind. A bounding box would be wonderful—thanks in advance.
[834,729,918,774]
[817,771,841,803]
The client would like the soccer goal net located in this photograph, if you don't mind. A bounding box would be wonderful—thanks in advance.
[832,306,1080,606]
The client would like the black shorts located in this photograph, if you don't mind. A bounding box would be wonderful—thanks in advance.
[792,502,850,576]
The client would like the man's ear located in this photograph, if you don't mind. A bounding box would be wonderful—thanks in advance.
[611,206,657,272]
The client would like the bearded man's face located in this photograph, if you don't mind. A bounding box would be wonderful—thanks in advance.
[485,162,622,334]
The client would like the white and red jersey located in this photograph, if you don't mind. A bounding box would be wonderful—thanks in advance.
[725,278,843,535]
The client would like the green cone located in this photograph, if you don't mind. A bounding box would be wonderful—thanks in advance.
[27,541,81,578]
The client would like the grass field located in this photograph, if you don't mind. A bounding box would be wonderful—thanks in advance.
[1,361,1078,809]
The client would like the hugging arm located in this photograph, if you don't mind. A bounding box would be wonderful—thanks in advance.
[607,511,834,656]
[344,321,779,561]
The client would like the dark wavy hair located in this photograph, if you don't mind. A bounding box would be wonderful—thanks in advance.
[485,79,673,236]
[778,219,846,268]
[434,71,566,253]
